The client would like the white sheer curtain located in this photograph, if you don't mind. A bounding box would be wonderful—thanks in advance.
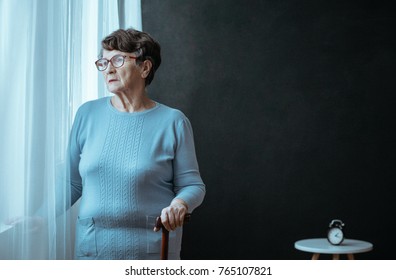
[0,0,141,259]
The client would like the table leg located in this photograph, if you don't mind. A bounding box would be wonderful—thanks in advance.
[347,254,354,260]
[312,253,320,260]
[332,254,340,260]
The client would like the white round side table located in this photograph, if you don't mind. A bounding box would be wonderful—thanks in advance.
[295,238,373,260]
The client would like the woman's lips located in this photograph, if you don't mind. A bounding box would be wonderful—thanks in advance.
[108,79,118,83]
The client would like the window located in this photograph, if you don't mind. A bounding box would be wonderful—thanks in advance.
[0,0,142,259]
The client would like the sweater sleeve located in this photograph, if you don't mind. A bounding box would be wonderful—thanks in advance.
[38,107,83,218]
[68,108,83,206]
[173,116,206,212]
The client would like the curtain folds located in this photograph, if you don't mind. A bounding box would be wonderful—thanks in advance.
[0,0,141,259]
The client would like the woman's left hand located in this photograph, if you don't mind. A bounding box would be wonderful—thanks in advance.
[154,198,188,232]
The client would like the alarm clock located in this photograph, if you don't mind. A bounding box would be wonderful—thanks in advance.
[327,219,345,245]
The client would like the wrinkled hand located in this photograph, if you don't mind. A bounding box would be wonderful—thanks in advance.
[154,199,188,232]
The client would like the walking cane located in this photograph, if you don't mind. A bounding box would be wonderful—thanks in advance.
[155,213,191,260]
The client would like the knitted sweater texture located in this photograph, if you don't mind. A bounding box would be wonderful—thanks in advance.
[69,97,205,259]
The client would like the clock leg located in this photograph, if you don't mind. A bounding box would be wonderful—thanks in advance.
[312,253,320,260]
[347,254,354,260]
[332,254,340,260]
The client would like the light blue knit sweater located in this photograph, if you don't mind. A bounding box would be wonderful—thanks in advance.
[69,97,205,259]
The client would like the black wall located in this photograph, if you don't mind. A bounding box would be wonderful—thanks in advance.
[142,0,396,259]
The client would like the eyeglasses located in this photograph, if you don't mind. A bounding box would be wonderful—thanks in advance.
[95,54,139,71]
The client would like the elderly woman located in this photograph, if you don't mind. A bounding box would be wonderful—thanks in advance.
[69,28,205,260]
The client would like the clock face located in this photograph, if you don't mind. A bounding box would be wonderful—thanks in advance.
[327,227,344,245]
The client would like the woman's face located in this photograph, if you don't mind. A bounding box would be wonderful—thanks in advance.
[101,49,143,94]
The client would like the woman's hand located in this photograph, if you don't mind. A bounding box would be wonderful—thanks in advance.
[154,198,188,232]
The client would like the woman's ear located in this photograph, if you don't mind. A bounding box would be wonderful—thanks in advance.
[140,60,152,79]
